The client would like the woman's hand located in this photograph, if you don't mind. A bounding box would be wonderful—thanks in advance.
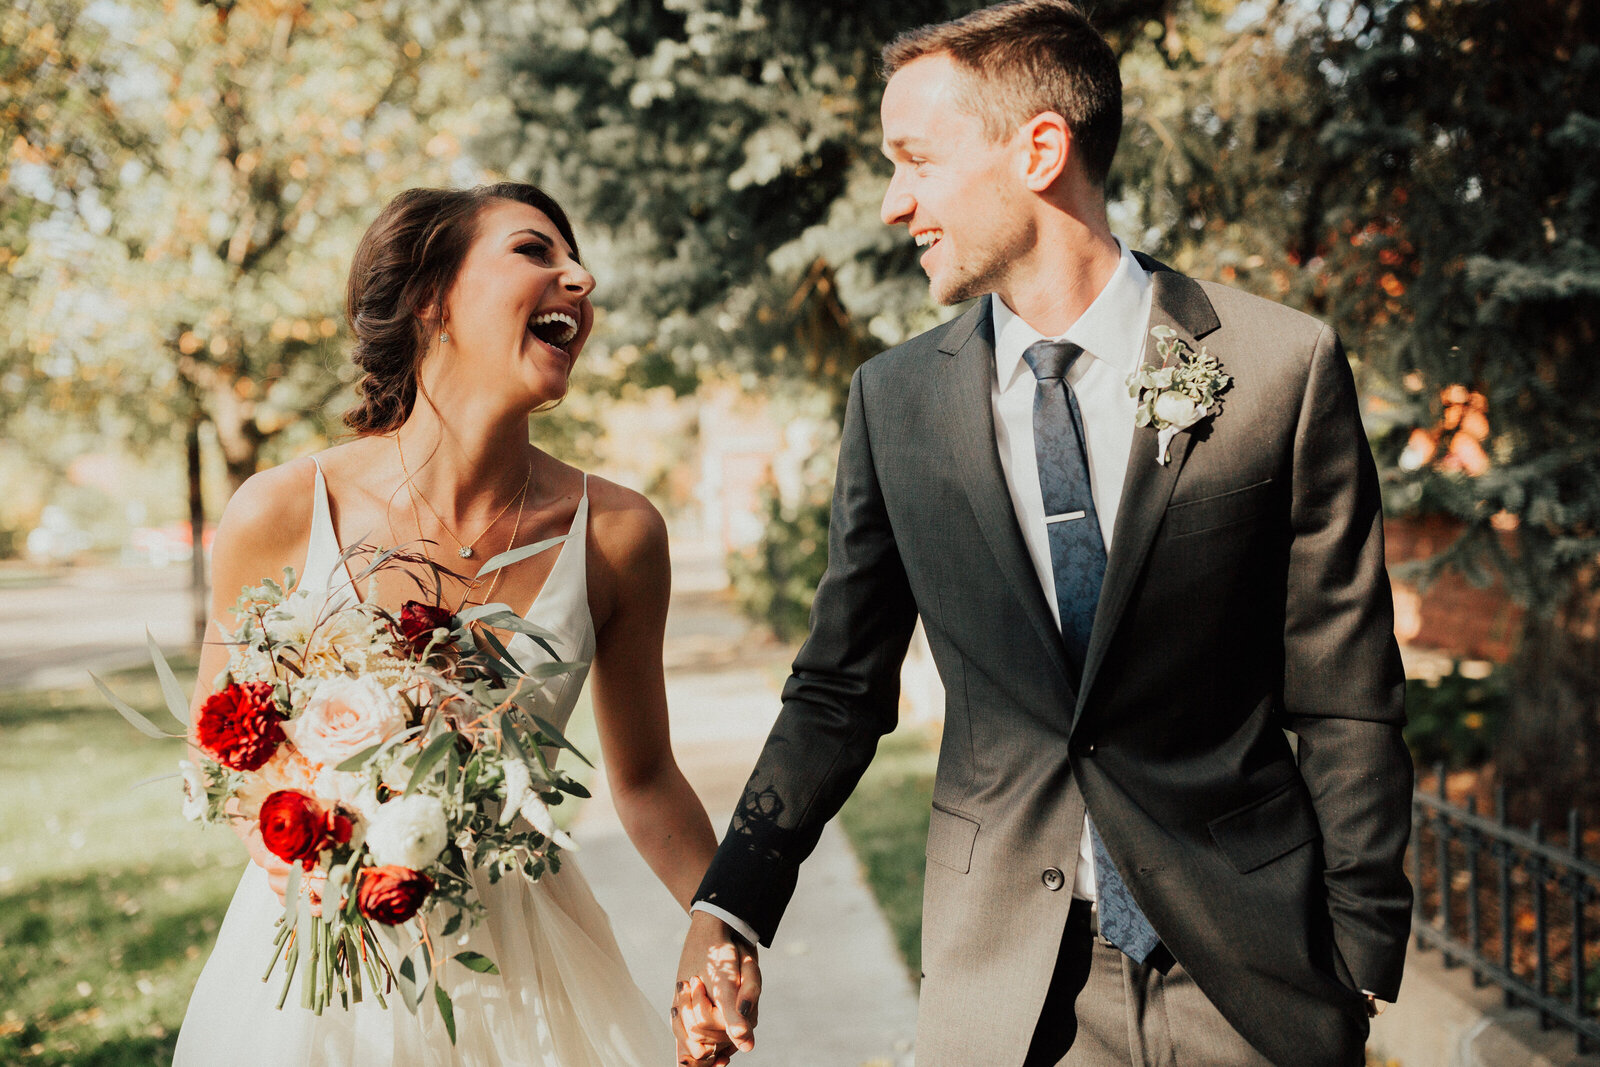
[242,824,292,905]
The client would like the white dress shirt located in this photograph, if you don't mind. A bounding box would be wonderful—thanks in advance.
[694,242,1154,941]
[990,239,1153,900]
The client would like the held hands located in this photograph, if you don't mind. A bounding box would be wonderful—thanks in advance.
[673,911,760,1065]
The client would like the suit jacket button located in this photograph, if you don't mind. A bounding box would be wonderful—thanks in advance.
[1042,867,1065,891]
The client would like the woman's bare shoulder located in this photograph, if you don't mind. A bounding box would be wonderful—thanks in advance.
[210,458,320,590]
[584,473,668,570]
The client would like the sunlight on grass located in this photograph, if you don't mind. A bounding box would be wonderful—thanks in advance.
[2,661,243,1065]
[838,724,939,984]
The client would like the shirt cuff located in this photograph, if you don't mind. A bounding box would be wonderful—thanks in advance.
[690,901,761,948]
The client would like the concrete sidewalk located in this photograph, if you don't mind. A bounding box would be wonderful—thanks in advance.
[574,583,920,1067]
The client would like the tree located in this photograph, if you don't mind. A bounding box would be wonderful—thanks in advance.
[1118,0,1600,817]
[481,0,1199,626]
[5,0,498,636]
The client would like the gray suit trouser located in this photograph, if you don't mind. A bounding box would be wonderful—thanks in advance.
[1025,907,1279,1067]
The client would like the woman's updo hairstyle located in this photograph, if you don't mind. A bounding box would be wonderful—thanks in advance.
[343,182,580,435]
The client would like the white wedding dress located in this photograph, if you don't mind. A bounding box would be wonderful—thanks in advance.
[173,462,674,1066]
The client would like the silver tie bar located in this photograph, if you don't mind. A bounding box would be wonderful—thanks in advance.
[1045,510,1087,524]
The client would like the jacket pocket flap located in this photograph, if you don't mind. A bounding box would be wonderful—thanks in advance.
[926,803,980,874]
[1208,779,1320,874]
[1165,479,1275,538]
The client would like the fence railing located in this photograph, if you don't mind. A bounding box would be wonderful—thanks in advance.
[1411,764,1600,1055]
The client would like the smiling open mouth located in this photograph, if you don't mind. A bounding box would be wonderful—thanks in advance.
[527,311,579,351]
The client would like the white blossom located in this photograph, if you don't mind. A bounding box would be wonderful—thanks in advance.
[365,794,448,870]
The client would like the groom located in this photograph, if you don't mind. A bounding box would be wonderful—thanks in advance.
[675,2,1412,1064]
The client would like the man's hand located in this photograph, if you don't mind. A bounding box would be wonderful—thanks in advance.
[674,911,760,1062]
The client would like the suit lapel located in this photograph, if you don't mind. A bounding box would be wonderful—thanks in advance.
[1075,267,1222,720]
[937,297,1078,693]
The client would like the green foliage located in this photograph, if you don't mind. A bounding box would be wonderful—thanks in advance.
[482,0,1202,625]
[1403,663,1507,772]
[5,0,500,486]
[727,481,831,643]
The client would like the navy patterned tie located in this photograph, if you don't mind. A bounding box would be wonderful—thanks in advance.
[1022,339,1161,965]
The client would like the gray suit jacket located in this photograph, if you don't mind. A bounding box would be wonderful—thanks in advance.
[695,262,1413,1066]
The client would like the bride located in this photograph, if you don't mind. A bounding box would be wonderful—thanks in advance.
[174,182,736,1065]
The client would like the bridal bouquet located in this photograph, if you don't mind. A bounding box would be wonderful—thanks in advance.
[96,540,589,1042]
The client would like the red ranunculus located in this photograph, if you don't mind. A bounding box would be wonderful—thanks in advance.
[259,790,327,864]
[195,681,285,771]
[398,602,455,657]
[325,809,354,847]
[357,865,433,924]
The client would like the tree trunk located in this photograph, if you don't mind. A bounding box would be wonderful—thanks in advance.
[1499,564,1600,827]
[186,413,207,648]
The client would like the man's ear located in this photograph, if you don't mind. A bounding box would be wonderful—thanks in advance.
[1017,111,1071,193]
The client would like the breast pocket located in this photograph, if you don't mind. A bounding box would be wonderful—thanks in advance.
[926,802,980,874]
[1164,479,1276,539]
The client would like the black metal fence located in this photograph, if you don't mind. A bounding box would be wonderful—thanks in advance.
[1411,764,1600,1054]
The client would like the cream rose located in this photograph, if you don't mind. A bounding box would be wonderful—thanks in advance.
[285,676,407,769]
[1153,391,1203,429]
[232,746,319,820]
[364,794,448,870]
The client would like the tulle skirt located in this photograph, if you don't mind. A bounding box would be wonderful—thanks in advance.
[173,859,673,1066]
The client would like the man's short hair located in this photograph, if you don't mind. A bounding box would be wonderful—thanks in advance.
[882,0,1123,187]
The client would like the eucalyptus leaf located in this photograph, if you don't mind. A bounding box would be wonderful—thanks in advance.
[476,626,524,675]
[396,954,421,1013]
[403,732,457,797]
[435,982,457,1044]
[147,629,191,730]
[453,951,499,974]
[91,673,181,740]
[525,711,593,768]
[472,533,567,578]
[335,742,385,772]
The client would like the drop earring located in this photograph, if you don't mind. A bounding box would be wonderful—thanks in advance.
[440,329,450,344]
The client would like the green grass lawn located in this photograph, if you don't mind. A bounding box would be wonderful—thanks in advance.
[1,659,244,1066]
[837,724,940,983]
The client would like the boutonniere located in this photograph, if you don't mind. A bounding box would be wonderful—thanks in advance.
[1127,325,1233,465]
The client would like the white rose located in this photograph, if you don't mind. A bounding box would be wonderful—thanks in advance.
[364,794,448,870]
[1153,391,1203,429]
[284,676,407,769]
[179,760,208,822]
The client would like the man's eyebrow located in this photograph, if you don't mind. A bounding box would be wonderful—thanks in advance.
[881,135,931,157]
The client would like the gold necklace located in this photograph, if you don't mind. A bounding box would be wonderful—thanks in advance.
[398,451,531,607]
[395,435,532,560]
[470,477,528,607]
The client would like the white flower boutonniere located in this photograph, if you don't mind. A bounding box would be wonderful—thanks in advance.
[1127,325,1233,465]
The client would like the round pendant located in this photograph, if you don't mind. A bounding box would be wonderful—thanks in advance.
[458,547,473,559]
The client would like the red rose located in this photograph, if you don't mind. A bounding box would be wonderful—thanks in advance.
[398,602,455,657]
[357,865,433,924]
[195,681,285,771]
[259,790,327,864]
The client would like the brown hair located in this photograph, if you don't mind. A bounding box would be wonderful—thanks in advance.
[342,182,580,435]
[881,0,1122,187]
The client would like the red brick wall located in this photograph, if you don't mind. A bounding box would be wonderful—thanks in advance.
[1385,514,1522,663]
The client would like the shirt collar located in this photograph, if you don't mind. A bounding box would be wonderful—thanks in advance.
[992,239,1152,391]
